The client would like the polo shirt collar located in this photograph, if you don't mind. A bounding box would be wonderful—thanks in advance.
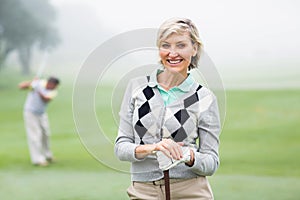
[148,68,195,92]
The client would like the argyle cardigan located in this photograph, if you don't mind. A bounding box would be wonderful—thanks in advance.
[115,75,221,182]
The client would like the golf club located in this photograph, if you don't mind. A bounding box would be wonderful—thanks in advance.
[35,50,49,78]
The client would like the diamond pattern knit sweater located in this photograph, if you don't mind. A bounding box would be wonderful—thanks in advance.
[115,72,221,182]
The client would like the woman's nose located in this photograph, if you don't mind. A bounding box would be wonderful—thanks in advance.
[168,49,178,57]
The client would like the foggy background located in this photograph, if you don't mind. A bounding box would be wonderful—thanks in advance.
[6,0,300,89]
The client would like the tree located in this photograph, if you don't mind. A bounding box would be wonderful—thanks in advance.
[0,0,60,74]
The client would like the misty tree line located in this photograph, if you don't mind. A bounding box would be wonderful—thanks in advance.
[0,0,60,75]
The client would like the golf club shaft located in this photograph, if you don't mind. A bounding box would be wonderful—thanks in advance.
[164,170,170,200]
[35,51,48,78]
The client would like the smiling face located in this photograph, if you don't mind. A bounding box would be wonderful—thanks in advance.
[159,32,197,76]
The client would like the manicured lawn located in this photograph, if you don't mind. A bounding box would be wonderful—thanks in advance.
[0,70,299,199]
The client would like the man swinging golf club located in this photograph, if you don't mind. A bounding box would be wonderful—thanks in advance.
[19,52,60,166]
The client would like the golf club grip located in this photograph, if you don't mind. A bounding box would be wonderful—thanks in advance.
[164,170,170,200]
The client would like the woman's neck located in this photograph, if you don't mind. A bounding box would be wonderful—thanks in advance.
[157,69,188,91]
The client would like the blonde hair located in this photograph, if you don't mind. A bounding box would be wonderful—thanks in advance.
[157,18,202,70]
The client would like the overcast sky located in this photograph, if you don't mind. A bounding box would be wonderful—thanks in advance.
[41,0,300,88]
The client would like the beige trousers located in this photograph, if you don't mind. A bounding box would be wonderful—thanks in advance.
[24,111,52,164]
[127,176,214,200]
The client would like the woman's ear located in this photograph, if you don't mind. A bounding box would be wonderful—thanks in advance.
[192,44,198,57]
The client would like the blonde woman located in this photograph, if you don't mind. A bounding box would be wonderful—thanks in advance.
[115,18,221,199]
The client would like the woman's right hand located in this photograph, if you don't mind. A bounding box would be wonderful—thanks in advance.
[155,139,184,160]
[135,139,183,160]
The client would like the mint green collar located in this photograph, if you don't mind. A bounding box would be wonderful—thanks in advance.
[148,68,195,92]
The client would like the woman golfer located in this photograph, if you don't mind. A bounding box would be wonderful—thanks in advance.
[115,17,221,199]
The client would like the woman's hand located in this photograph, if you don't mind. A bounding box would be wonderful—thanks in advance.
[185,149,195,167]
[155,138,184,160]
[135,139,184,160]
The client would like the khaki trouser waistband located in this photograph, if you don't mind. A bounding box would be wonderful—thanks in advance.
[134,178,190,186]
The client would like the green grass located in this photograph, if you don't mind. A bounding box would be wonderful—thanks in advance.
[1,70,300,199]
[218,90,300,177]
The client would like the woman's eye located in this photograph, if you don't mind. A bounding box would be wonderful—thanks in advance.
[161,43,170,49]
[177,43,185,48]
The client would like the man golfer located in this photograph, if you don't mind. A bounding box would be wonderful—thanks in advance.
[19,76,60,166]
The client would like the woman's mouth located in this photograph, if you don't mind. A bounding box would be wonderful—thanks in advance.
[167,59,183,64]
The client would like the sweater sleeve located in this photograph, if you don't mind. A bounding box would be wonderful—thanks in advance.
[114,80,141,162]
[190,90,221,176]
